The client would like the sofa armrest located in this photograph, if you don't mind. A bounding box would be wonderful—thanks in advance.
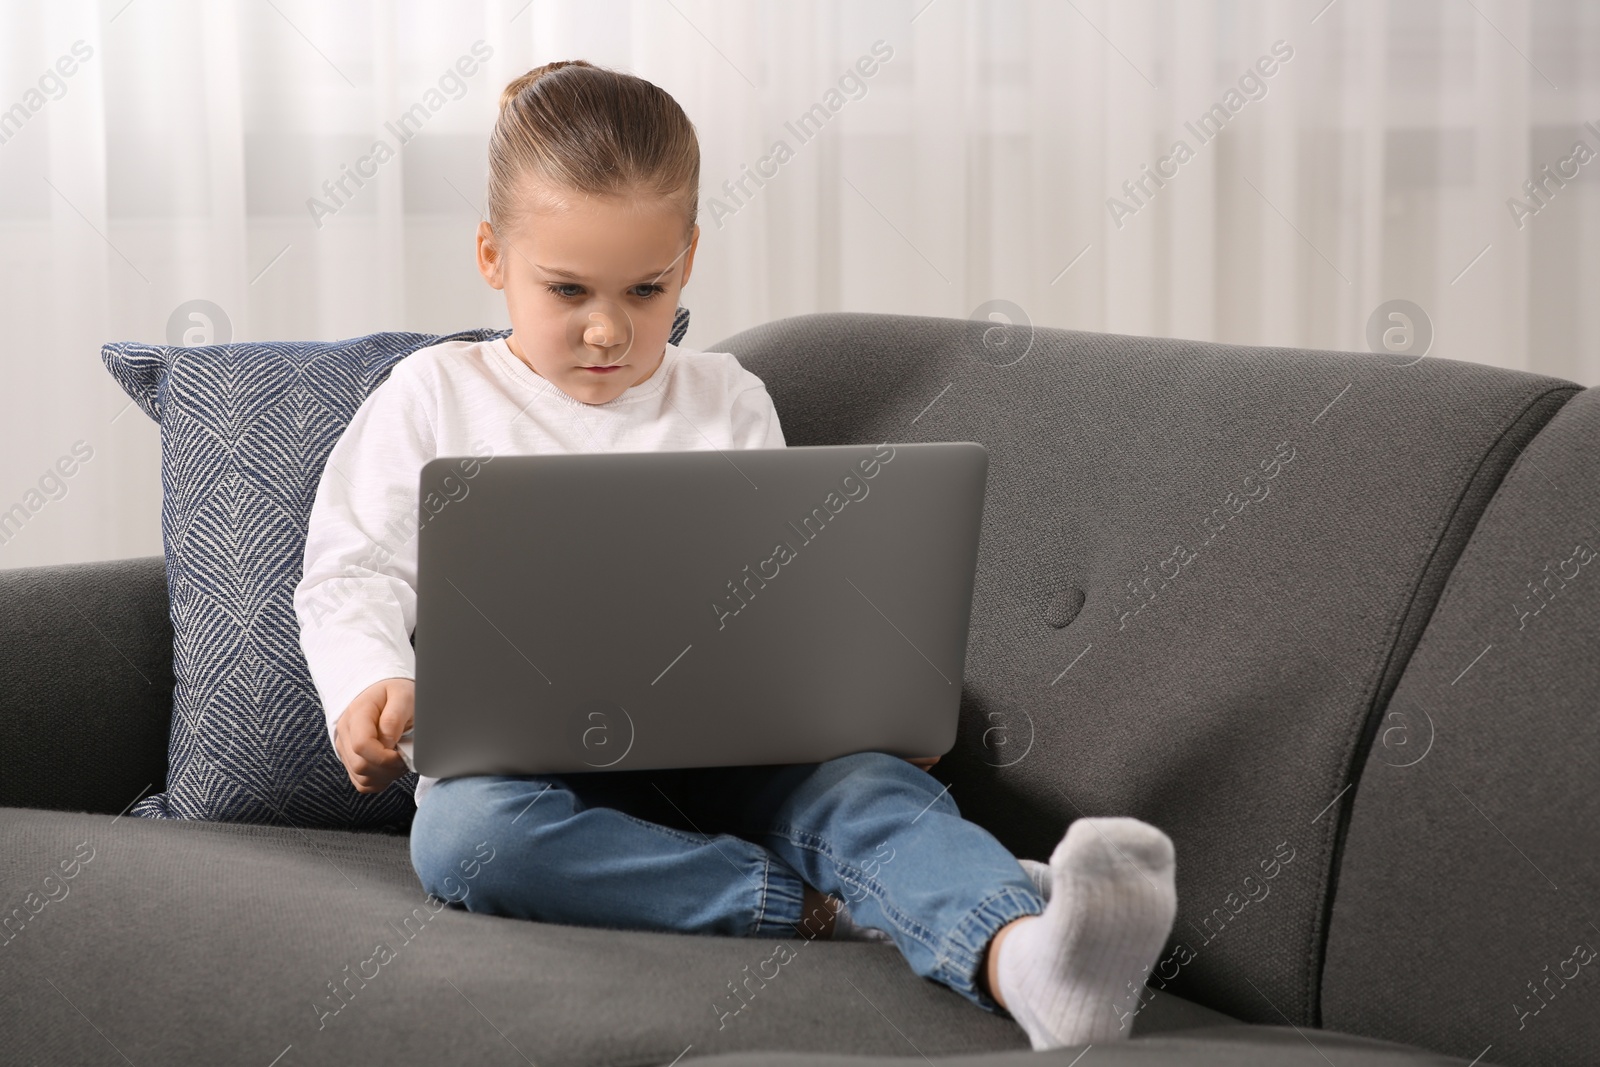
[0,555,172,814]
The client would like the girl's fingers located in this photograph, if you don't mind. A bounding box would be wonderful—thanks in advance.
[348,753,405,792]
[376,684,415,746]
[351,735,404,770]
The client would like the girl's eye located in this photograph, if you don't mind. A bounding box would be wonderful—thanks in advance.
[544,283,665,300]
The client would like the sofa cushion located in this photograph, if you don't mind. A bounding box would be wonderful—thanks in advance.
[98,309,689,827]
[715,312,1580,1031]
[684,1029,1501,1066]
[101,328,499,828]
[0,805,1238,1067]
[1322,386,1600,1066]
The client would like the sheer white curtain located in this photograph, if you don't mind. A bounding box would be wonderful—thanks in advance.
[2,0,1596,568]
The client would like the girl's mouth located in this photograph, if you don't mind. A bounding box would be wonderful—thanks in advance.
[581,365,623,374]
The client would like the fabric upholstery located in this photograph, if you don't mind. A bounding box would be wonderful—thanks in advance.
[0,806,1237,1066]
[715,312,1580,1028]
[1322,386,1600,1067]
[94,309,690,828]
[682,1029,1504,1066]
[0,556,171,814]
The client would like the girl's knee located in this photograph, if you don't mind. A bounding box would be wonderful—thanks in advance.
[822,750,890,771]
[411,781,480,894]
[809,750,955,810]
[410,776,557,899]
[831,749,938,784]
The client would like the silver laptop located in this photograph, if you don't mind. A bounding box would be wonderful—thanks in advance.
[409,441,988,778]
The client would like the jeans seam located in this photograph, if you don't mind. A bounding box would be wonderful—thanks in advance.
[764,823,943,949]
[610,806,792,938]
[797,831,892,927]
[612,809,716,849]
[754,852,771,934]
[759,854,809,938]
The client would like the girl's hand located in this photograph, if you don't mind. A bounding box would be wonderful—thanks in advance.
[333,677,415,794]
[905,756,940,770]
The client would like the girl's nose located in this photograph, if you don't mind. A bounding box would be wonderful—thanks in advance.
[565,300,634,363]
[582,310,626,348]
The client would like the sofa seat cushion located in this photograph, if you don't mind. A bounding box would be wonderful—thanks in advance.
[1,806,1234,1067]
[683,1028,1503,1066]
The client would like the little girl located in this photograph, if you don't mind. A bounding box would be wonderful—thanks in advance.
[294,59,1178,1052]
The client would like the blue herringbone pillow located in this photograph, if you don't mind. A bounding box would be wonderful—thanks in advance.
[103,309,689,828]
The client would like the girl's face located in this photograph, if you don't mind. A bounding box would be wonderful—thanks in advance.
[476,181,699,406]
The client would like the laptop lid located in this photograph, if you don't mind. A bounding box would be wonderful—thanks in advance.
[412,441,987,777]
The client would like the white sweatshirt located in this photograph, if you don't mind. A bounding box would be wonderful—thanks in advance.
[293,335,787,806]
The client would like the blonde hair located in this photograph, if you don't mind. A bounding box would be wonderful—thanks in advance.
[488,60,700,238]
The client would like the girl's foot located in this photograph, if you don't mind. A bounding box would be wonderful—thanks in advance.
[994,818,1176,1049]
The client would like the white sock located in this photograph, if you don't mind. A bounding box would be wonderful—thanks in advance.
[825,893,894,942]
[1019,858,1051,900]
[993,818,1176,1050]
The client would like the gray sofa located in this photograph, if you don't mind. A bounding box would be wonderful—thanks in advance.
[3,311,1595,1067]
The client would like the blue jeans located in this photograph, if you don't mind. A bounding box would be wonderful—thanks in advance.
[409,750,1045,1010]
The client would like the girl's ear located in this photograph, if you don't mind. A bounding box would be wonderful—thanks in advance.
[476,220,505,290]
[678,224,701,289]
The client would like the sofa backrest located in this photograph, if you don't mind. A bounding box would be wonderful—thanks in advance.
[717,311,1581,1032]
[0,556,172,815]
[1323,385,1599,1066]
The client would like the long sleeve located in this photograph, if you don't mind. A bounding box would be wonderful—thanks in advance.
[294,365,434,746]
[729,379,787,449]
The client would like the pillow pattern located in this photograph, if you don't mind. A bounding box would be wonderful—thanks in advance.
[102,307,690,828]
